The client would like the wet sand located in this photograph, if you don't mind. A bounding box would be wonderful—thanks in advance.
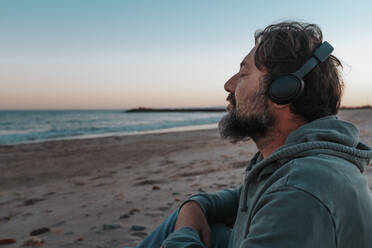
[0,109,371,247]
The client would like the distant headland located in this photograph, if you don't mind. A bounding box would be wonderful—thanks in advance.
[125,105,371,113]
[124,107,226,113]
[340,105,372,110]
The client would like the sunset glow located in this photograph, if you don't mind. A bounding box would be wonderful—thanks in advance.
[1,0,371,109]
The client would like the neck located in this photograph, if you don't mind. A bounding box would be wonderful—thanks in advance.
[256,115,307,159]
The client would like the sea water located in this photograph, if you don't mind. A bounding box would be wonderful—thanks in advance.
[0,110,226,145]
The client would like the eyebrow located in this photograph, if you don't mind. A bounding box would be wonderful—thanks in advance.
[240,61,246,68]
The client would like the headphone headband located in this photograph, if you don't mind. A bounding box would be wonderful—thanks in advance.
[294,41,334,79]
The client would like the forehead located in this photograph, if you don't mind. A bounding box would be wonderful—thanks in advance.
[240,47,256,69]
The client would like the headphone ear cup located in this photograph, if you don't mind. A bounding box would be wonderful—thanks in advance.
[268,74,304,104]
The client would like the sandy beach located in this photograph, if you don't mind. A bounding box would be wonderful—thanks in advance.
[0,109,371,248]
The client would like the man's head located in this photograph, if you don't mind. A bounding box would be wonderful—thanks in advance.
[219,48,276,143]
[219,21,344,143]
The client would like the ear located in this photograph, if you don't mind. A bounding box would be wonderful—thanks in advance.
[269,99,290,111]
[273,102,290,109]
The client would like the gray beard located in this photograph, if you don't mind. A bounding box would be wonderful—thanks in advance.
[218,105,276,143]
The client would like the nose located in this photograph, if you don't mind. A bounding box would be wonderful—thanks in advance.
[224,73,238,93]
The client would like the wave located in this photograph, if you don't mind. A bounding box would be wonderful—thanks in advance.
[0,110,225,145]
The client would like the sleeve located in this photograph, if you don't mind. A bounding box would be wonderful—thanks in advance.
[161,227,205,248]
[182,185,242,226]
[241,186,336,248]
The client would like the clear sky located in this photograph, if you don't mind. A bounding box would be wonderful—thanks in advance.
[1,0,371,110]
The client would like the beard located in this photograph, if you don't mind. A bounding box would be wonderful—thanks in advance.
[218,93,276,143]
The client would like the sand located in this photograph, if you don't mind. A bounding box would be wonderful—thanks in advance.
[0,109,371,248]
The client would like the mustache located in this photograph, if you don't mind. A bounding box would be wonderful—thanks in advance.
[227,93,236,107]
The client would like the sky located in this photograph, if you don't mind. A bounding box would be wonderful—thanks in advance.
[1,0,372,110]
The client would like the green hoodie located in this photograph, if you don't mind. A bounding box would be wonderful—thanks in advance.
[162,116,372,248]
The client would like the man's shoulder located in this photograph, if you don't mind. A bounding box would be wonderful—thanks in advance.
[285,154,364,187]
[272,154,368,208]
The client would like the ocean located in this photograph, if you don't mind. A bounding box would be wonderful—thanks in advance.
[0,110,226,145]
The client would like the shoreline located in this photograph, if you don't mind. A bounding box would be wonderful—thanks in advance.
[0,123,219,147]
[3,108,371,147]
[125,107,226,113]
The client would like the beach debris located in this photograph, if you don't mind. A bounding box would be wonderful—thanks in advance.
[76,237,84,242]
[0,216,11,222]
[131,225,146,231]
[23,198,44,206]
[129,208,140,215]
[198,188,205,192]
[119,214,130,219]
[22,237,44,246]
[134,179,164,186]
[30,227,51,236]
[174,198,181,202]
[102,224,121,230]
[0,239,16,245]
[152,185,160,190]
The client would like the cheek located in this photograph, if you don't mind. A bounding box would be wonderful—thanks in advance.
[235,83,254,113]
[235,79,267,115]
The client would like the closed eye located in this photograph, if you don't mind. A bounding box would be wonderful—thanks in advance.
[240,73,248,78]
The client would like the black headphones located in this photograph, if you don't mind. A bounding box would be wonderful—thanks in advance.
[268,41,334,105]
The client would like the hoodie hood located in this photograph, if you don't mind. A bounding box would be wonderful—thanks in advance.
[285,115,358,147]
[283,115,371,171]
[240,115,372,212]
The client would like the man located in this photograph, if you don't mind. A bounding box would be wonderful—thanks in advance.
[136,21,372,248]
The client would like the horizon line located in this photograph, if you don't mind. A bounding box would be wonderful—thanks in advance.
[0,105,371,111]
